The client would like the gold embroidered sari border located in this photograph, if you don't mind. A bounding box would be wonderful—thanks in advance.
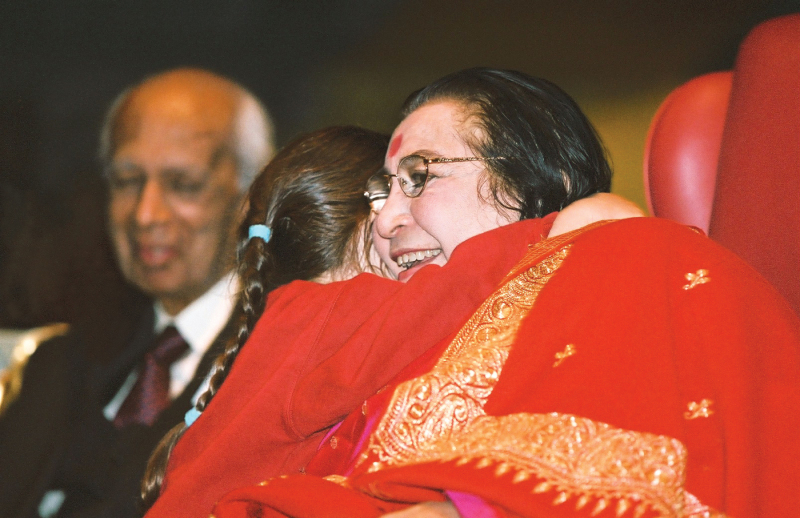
[358,247,571,472]
[375,412,725,518]
[504,219,613,283]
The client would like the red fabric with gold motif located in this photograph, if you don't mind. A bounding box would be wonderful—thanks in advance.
[214,217,800,518]
[144,216,556,518]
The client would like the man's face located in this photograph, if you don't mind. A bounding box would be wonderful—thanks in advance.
[374,100,516,282]
[107,107,242,315]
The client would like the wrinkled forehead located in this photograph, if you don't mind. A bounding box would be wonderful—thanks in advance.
[385,100,480,170]
[114,82,237,155]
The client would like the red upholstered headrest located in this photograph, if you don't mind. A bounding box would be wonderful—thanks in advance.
[709,14,800,315]
[643,72,732,232]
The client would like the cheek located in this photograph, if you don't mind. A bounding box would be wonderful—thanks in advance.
[171,200,214,232]
[409,196,455,251]
[410,189,494,258]
[173,185,240,236]
[368,243,398,280]
[108,195,135,239]
[107,211,131,268]
[182,161,242,236]
[373,231,390,264]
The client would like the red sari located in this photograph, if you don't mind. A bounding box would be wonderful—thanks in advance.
[144,216,556,518]
[214,218,800,518]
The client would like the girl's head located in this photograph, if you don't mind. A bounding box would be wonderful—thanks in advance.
[201,125,388,408]
[142,125,388,506]
[241,125,389,291]
[374,68,611,280]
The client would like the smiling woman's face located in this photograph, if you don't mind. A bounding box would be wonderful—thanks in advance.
[374,100,517,282]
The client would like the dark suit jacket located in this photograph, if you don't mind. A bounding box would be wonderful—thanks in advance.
[0,306,236,518]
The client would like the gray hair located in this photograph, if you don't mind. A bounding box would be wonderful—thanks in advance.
[231,90,275,190]
[98,72,275,192]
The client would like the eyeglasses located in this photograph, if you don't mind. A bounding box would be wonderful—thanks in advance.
[364,155,510,211]
[364,173,390,212]
[366,155,510,203]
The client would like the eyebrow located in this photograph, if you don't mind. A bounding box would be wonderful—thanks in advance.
[162,145,232,179]
[106,160,142,174]
[209,144,232,169]
[404,149,442,159]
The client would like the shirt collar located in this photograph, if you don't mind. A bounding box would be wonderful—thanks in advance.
[153,272,239,354]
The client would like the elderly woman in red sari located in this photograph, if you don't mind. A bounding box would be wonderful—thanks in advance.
[214,69,800,518]
[142,118,638,518]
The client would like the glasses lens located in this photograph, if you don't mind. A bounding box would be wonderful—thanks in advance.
[397,155,428,197]
[365,173,390,211]
[370,198,386,212]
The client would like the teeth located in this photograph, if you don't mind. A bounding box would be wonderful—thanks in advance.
[395,249,443,269]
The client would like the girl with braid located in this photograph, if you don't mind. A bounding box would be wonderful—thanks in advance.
[142,125,394,516]
[143,118,641,517]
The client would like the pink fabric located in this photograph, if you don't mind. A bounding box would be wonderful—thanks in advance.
[445,491,499,518]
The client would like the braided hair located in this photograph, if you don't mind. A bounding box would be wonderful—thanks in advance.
[141,126,388,507]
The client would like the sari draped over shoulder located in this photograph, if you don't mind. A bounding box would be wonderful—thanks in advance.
[214,218,800,518]
[145,217,557,518]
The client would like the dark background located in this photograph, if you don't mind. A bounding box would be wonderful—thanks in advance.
[1,0,798,339]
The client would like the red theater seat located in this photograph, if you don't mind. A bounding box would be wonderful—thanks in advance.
[644,14,800,315]
[644,72,732,233]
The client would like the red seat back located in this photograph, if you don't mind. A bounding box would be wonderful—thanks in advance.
[644,72,732,233]
[709,14,800,316]
[644,14,800,315]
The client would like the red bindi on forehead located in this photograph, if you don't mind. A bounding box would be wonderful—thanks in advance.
[388,134,403,158]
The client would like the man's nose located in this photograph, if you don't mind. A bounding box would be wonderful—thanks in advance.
[374,181,413,239]
[135,179,171,226]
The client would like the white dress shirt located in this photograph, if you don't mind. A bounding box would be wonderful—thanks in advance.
[103,272,239,420]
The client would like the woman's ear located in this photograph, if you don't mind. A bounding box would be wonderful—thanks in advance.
[548,193,645,237]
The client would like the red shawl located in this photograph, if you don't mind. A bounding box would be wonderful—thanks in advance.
[214,218,800,518]
[144,216,556,518]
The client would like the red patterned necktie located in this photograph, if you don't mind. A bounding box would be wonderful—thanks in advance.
[113,325,189,428]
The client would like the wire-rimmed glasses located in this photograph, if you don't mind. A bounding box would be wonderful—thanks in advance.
[364,155,510,209]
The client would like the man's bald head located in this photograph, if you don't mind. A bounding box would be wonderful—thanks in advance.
[100,68,274,190]
[102,69,275,314]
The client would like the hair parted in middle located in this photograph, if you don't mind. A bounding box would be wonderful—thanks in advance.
[141,125,389,506]
[401,67,612,220]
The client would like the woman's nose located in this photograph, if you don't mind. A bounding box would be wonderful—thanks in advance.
[374,180,412,239]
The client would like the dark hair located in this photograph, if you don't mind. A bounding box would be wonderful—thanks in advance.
[402,68,612,219]
[141,126,388,508]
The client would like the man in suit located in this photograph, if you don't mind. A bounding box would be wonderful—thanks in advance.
[0,68,275,518]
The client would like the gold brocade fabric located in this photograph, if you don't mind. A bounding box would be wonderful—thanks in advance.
[358,246,571,471]
[355,235,725,518]
[413,412,725,518]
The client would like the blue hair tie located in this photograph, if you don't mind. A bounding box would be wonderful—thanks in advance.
[248,224,272,243]
[184,407,202,427]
